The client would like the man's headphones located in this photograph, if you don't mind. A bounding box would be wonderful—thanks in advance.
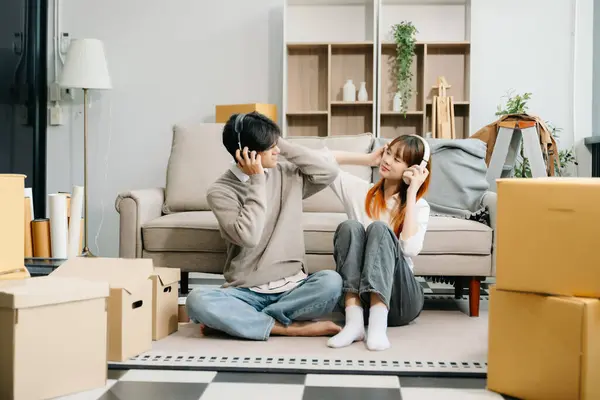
[234,113,246,151]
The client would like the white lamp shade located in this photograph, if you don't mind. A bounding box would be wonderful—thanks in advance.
[59,38,112,90]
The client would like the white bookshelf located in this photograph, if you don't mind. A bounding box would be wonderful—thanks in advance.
[283,0,472,138]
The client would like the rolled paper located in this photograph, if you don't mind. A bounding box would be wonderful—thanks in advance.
[24,197,33,257]
[32,218,51,258]
[67,186,84,258]
[24,187,35,218]
[48,193,69,259]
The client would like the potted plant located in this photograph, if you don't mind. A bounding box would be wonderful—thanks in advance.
[391,21,418,115]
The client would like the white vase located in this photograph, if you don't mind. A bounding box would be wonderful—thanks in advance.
[392,92,402,112]
[357,82,368,101]
[343,79,356,102]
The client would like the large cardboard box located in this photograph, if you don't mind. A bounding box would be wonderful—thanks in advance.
[151,267,180,340]
[496,178,600,297]
[0,174,26,276]
[488,287,600,400]
[215,103,278,123]
[51,257,154,361]
[0,276,110,400]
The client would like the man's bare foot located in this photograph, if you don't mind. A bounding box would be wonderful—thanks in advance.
[200,324,226,336]
[271,321,342,337]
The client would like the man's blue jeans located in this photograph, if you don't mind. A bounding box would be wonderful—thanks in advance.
[186,270,343,341]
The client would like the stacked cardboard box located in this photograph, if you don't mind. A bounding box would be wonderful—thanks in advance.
[488,178,600,400]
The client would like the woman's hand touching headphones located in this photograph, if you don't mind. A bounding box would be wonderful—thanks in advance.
[403,164,429,193]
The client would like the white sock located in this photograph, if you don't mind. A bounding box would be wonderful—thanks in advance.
[327,305,365,348]
[366,304,391,351]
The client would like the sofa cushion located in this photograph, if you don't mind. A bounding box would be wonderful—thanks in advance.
[144,211,492,257]
[143,211,348,254]
[288,133,374,213]
[302,213,492,256]
[303,212,347,253]
[163,123,231,214]
[143,211,226,252]
[422,217,492,255]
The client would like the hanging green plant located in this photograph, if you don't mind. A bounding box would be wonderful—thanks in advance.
[392,21,418,114]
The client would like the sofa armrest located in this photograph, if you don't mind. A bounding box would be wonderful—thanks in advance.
[481,190,497,276]
[115,187,164,258]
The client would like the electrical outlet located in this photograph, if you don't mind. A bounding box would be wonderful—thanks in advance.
[60,33,71,54]
[63,87,75,101]
[49,104,63,125]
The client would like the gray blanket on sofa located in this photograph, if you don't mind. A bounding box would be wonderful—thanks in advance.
[370,137,489,218]
[424,138,489,217]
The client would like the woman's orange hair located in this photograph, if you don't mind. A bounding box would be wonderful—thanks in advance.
[365,135,432,237]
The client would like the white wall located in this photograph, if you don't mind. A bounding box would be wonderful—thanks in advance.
[471,0,593,178]
[47,0,594,257]
[572,0,594,176]
[593,0,600,137]
[47,0,284,256]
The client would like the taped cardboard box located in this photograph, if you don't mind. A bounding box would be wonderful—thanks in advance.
[51,257,154,361]
[488,287,600,400]
[151,267,180,340]
[0,174,26,275]
[496,178,600,298]
[0,276,109,400]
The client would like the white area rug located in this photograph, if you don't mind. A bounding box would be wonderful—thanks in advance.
[111,309,489,376]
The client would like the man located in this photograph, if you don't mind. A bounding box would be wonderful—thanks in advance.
[186,111,343,341]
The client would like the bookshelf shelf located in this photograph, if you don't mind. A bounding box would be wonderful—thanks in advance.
[284,0,471,138]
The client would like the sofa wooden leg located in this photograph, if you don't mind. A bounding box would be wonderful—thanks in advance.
[180,272,189,295]
[469,277,481,317]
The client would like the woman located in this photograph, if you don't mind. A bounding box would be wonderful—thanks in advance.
[327,134,431,351]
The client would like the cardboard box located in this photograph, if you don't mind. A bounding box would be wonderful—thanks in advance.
[496,178,600,297]
[151,267,180,340]
[178,296,190,322]
[51,257,154,361]
[488,287,600,400]
[0,276,110,400]
[215,103,278,123]
[0,174,26,275]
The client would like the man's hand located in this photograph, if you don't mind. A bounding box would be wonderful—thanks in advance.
[236,147,264,175]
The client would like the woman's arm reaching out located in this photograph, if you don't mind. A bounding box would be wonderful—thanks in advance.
[331,146,384,167]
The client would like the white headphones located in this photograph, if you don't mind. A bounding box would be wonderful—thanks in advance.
[411,134,430,169]
[400,134,430,185]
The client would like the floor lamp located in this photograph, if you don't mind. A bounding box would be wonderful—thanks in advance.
[59,38,112,256]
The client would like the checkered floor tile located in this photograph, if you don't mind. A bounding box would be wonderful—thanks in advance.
[55,370,516,399]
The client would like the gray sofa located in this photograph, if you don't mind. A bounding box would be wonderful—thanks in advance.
[115,124,497,317]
